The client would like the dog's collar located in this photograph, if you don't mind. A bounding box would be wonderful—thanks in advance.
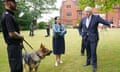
[36,52,43,59]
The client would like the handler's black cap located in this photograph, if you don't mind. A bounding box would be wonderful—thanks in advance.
[2,0,16,2]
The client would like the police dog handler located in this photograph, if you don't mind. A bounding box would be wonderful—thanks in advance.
[1,0,24,72]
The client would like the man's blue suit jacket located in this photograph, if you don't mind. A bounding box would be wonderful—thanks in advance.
[78,15,111,42]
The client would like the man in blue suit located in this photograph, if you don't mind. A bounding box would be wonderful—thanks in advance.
[78,6,112,72]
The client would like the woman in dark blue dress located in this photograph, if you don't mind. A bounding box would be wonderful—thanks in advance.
[52,16,67,66]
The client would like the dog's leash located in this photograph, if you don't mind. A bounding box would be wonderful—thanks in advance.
[23,46,27,52]
[23,39,34,50]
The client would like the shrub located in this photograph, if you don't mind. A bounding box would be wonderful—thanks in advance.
[38,22,46,29]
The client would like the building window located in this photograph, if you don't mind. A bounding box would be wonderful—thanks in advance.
[66,5,71,8]
[66,13,72,16]
[79,11,82,16]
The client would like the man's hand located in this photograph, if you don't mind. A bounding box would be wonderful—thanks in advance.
[20,35,24,41]
[110,24,116,28]
[9,32,24,40]
[20,42,24,48]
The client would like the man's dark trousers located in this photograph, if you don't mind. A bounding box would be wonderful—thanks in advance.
[86,38,98,68]
[81,38,86,54]
[7,44,23,72]
[47,28,50,36]
[29,28,34,36]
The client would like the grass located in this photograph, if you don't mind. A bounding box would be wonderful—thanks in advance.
[0,29,120,72]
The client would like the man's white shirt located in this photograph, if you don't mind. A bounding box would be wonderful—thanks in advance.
[86,15,92,28]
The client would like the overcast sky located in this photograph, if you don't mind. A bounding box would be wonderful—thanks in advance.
[38,0,63,22]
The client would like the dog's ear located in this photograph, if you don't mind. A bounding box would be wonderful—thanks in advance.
[40,43,45,49]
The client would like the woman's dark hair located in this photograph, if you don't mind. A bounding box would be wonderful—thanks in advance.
[54,17,58,20]
[54,16,61,24]
[54,16,58,24]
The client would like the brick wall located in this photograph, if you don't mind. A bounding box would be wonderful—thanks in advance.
[60,0,78,27]
[60,0,120,28]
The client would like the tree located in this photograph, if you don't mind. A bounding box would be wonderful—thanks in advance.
[0,0,57,30]
[16,13,33,30]
[78,0,120,13]
[38,21,46,29]
[23,0,57,25]
[15,1,33,30]
[78,0,95,10]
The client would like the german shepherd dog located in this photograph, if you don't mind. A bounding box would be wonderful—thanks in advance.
[23,44,52,72]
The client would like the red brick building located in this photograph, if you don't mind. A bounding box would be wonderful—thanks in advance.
[106,6,120,27]
[60,0,100,27]
[60,0,120,28]
[60,0,79,27]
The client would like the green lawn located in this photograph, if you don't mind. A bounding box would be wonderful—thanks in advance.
[0,29,120,72]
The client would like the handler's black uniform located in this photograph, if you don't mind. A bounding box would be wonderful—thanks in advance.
[1,9,23,72]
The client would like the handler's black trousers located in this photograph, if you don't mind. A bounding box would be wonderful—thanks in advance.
[7,45,23,72]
